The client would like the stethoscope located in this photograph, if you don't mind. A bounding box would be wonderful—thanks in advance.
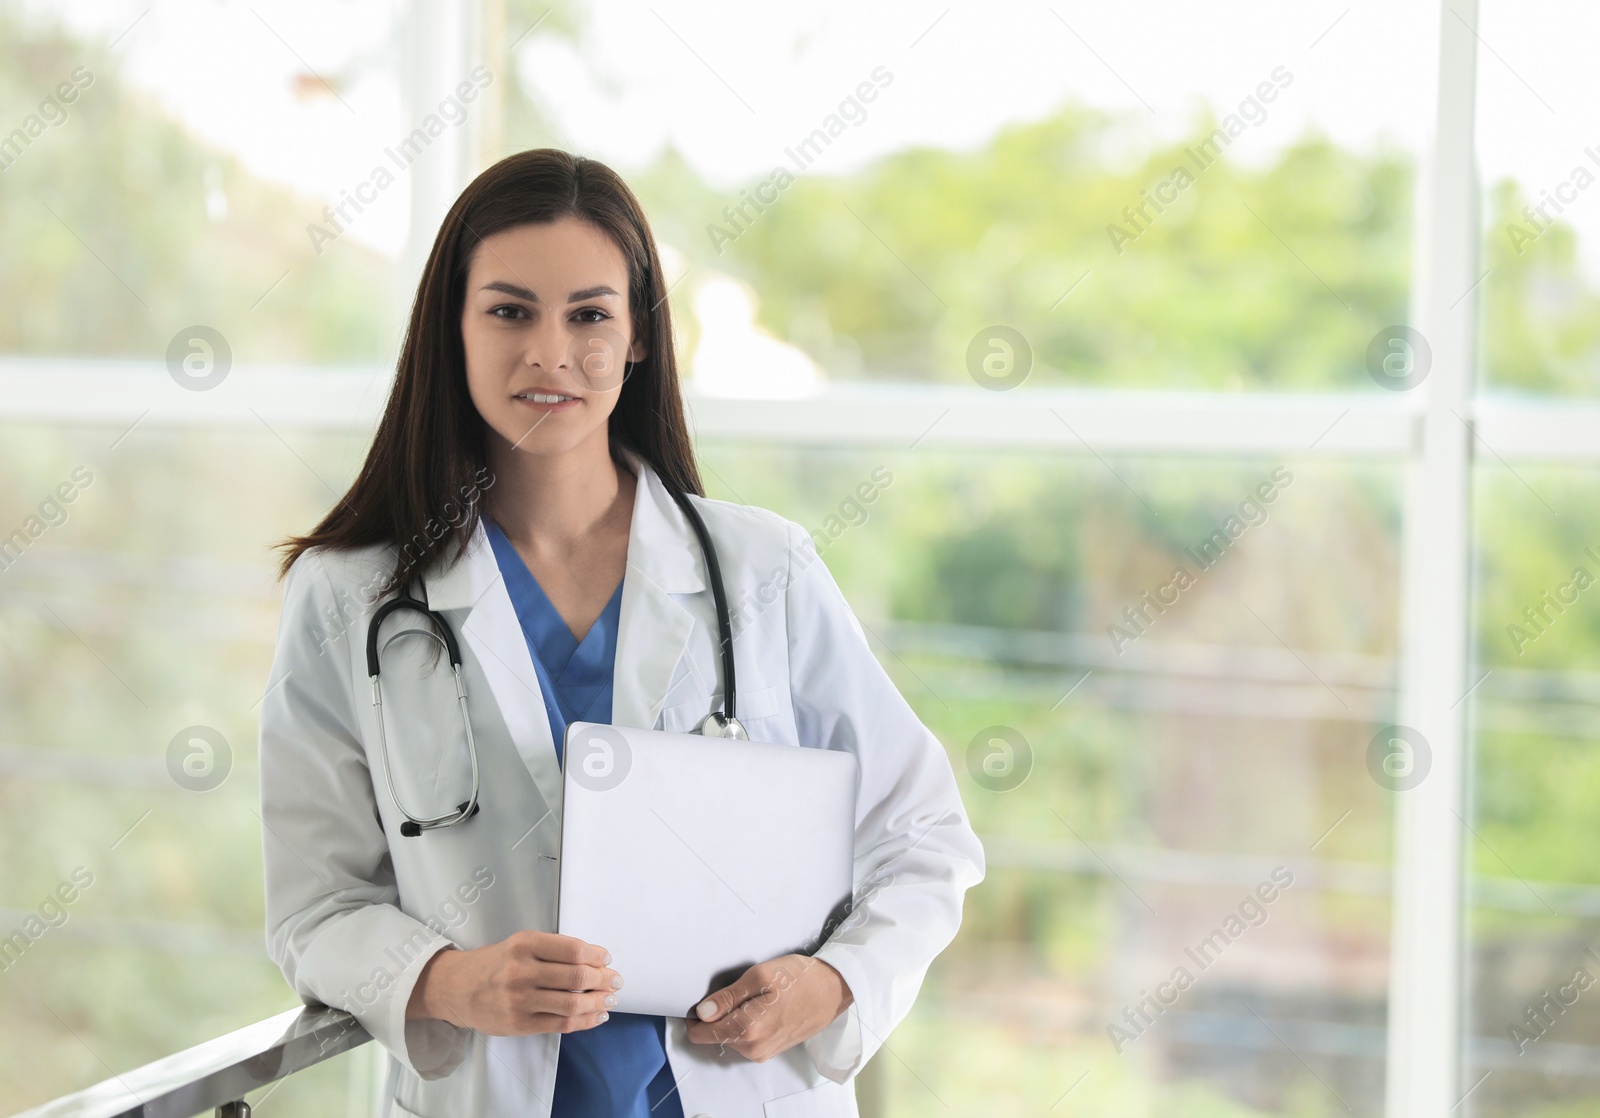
[367,486,745,837]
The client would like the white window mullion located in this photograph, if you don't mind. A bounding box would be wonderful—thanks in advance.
[399,0,484,315]
[1386,0,1480,1113]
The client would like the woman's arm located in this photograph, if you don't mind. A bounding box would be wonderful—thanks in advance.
[682,951,854,1062]
[406,931,621,1034]
[260,550,473,1078]
[684,516,986,1073]
[780,521,987,1083]
[262,551,622,1072]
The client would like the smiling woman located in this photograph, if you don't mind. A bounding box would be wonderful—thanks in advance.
[461,220,644,444]
[258,148,984,1118]
[457,218,651,643]
[278,149,700,604]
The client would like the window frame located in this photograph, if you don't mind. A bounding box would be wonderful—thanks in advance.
[0,0,1552,1110]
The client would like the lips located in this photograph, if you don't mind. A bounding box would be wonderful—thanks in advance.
[512,390,578,404]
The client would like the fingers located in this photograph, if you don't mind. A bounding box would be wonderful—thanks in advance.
[447,933,623,1037]
[546,988,617,1017]
[551,961,624,993]
[563,1009,610,1033]
[524,1008,612,1034]
[693,959,784,1022]
[516,985,616,1029]
[493,932,622,1033]
[688,985,767,1044]
[506,932,620,989]
[514,930,611,969]
[684,1004,773,1056]
[685,1013,745,1046]
[693,975,755,1023]
[683,957,813,1058]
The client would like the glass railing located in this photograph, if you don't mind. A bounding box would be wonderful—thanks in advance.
[10,1006,369,1118]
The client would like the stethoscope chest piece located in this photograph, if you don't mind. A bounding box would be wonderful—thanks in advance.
[698,711,748,740]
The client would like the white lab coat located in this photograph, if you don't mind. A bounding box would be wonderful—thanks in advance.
[258,455,985,1118]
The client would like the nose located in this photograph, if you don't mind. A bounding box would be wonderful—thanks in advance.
[522,316,569,373]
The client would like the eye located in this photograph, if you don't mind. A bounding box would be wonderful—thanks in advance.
[488,304,528,320]
[572,307,612,324]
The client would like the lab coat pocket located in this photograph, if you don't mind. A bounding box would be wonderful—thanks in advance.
[762,1077,859,1118]
[659,682,789,737]
[385,1070,435,1118]
[385,1057,460,1118]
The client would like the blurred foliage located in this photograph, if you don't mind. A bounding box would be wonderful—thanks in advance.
[493,0,586,151]
[1472,467,1600,893]
[0,9,395,362]
[3,2,1600,1117]
[693,109,1414,390]
[1482,180,1600,395]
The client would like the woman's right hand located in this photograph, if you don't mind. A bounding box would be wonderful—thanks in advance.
[406,930,623,1035]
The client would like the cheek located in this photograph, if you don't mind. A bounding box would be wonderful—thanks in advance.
[460,316,505,384]
[586,383,623,425]
[460,318,490,391]
[459,317,519,427]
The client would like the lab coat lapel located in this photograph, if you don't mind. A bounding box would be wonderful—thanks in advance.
[419,460,708,821]
[422,520,565,824]
[612,459,706,731]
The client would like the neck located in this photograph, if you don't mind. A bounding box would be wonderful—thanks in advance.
[484,427,633,555]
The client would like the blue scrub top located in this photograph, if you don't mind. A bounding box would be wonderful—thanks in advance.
[484,518,685,1118]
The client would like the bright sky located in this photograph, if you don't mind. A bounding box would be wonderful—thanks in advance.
[18,0,1600,277]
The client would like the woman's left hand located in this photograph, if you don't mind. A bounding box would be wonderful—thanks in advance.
[684,954,853,1061]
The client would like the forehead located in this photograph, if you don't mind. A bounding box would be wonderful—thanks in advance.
[465,217,630,290]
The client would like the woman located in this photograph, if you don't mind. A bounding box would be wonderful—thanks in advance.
[260,148,984,1118]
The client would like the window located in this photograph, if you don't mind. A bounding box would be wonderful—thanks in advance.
[1,2,1586,1115]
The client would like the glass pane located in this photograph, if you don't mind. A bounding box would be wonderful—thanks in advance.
[1,0,1436,1109]
[1477,0,1600,396]
[1466,464,1600,1114]
[2,420,1403,1115]
[0,419,370,1109]
[700,443,1401,1115]
[518,0,1431,392]
[0,1,407,362]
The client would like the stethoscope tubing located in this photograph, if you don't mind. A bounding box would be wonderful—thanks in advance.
[367,602,483,835]
[662,484,742,736]
[364,486,741,836]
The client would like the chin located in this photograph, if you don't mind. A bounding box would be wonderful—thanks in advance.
[492,417,603,459]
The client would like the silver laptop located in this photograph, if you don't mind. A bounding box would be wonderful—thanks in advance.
[557,722,858,1018]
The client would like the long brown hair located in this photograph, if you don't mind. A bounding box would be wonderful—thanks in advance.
[276,149,702,600]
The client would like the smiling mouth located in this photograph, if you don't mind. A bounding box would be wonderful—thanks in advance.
[513,391,579,404]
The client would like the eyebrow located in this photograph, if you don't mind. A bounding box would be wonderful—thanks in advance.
[480,281,621,303]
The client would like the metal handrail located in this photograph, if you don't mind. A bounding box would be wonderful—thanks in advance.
[10,1006,371,1118]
